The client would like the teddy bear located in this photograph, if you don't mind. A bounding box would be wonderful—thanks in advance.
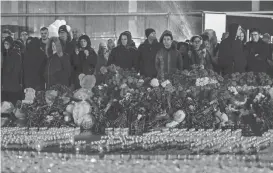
[22,88,36,104]
[64,74,96,129]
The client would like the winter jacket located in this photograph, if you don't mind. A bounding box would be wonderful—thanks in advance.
[138,39,161,78]
[188,45,214,70]
[155,46,183,80]
[245,39,270,73]
[2,49,22,92]
[218,23,247,75]
[96,49,109,74]
[107,31,139,70]
[24,37,47,90]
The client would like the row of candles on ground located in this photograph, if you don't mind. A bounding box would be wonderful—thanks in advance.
[1,127,81,150]
[2,150,273,172]
[85,128,273,155]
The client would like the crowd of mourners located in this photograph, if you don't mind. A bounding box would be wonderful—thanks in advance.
[1,23,273,105]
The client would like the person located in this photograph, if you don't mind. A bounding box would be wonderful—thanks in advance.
[2,29,12,42]
[138,28,161,78]
[1,36,23,105]
[71,28,81,49]
[155,30,183,80]
[20,31,28,49]
[58,25,74,55]
[96,42,109,74]
[40,27,49,53]
[107,39,116,55]
[107,31,139,70]
[188,35,213,70]
[245,28,270,73]
[263,33,273,60]
[44,37,71,88]
[238,29,247,46]
[221,32,229,41]
[71,35,97,89]
[218,23,247,75]
[177,42,190,70]
[24,37,47,90]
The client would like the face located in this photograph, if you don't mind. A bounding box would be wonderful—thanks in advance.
[4,41,10,50]
[72,29,79,39]
[236,25,242,37]
[40,30,49,40]
[80,39,87,48]
[203,40,210,50]
[239,32,244,42]
[179,45,187,54]
[107,40,115,49]
[2,33,9,41]
[121,35,128,46]
[192,37,202,50]
[59,31,68,41]
[20,32,28,42]
[251,31,260,42]
[52,42,57,53]
[163,36,172,48]
[148,32,156,40]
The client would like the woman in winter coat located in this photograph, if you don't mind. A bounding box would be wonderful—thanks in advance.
[96,42,109,74]
[44,37,71,88]
[71,35,97,89]
[218,23,247,75]
[1,36,23,105]
[107,31,139,70]
[23,37,47,90]
[155,30,183,80]
[188,35,214,70]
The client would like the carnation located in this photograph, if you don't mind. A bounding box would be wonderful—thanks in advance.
[150,78,159,87]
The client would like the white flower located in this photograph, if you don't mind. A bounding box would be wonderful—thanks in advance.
[137,114,143,120]
[120,83,127,89]
[161,80,171,88]
[98,85,103,90]
[173,110,186,123]
[103,84,108,87]
[150,78,159,87]
[138,79,144,83]
[147,88,152,92]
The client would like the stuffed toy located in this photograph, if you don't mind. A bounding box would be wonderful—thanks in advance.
[73,74,96,101]
[22,88,36,104]
[64,74,96,129]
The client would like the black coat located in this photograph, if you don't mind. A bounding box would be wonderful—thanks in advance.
[138,39,161,78]
[107,45,139,70]
[24,38,47,90]
[245,39,270,73]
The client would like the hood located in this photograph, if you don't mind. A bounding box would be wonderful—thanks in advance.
[3,36,14,49]
[46,37,63,58]
[228,23,239,40]
[78,35,92,48]
[117,31,136,48]
[159,30,176,49]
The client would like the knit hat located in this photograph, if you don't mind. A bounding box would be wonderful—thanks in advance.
[58,25,69,34]
[145,28,155,38]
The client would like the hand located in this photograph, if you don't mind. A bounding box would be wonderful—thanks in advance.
[84,50,89,57]
[75,49,79,55]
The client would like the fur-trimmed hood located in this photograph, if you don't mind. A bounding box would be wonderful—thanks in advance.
[117,31,136,49]
[46,37,63,58]
[78,35,92,48]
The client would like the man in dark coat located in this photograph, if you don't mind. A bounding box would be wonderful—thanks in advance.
[1,36,23,105]
[245,28,270,73]
[40,27,49,53]
[138,28,161,78]
[155,30,183,80]
[218,23,247,75]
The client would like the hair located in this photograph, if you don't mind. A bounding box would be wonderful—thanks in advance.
[200,34,210,42]
[40,27,48,32]
[240,28,247,43]
[162,33,173,40]
[190,35,202,43]
[250,28,261,34]
[2,29,12,35]
[46,37,63,58]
